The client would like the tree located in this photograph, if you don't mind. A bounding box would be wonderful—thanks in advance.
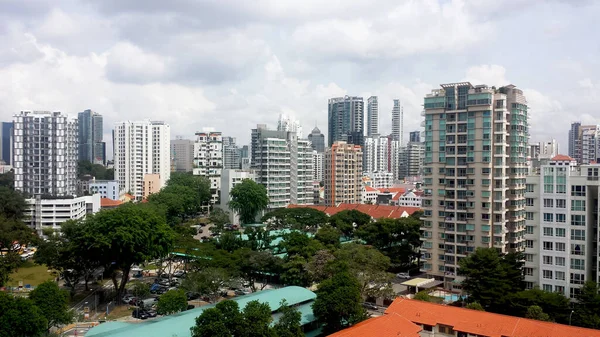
[0,292,47,337]
[273,300,303,337]
[0,187,28,220]
[280,255,311,287]
[228,179,269,224]
[240,300,274,337]
[190,308,231,337]
[148,184,200,225]
[157,289,188,315]
[306,249,336,283]
[574,281,600,328]
[413,291,434,302]
[77,160,114,180]
[312,270,367,334]
[0,216,37,287]
[503,288,570,323]
[167,172,212,205]
[279,232,323,260]
[191,300,273,337]
[328,210,372,237]
[209,208,230,228]
[214,300,244,336]
[182,268,229,303]
[525,305,551,321]
[0,170,14,189]
[29,281,73,332]
[466,302,485,311]
[314,225,341,248]
[233,249,281,292]
[261,208,328,231]
[131,281,151,299]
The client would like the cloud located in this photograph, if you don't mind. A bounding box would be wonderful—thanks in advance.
[464,65,510,86]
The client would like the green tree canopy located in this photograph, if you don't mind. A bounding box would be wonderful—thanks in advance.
[273,300,303,337]
[466,302,485,311]
[0,171,14,189]
[181,268,229,303]
[209,208,230,229]
[574,281,600,328]
[29,281,73,332]
[502,288,570,323]
[0,186,28,220]
[262,208,329,231]
[0,292,47,337]
[148,184,201,225]
[157,289,188,315]
[233,249,282,292]
[314,225,342,248]
[228,179,269,224]
[78,160,114,180]
[241,300,274,337]
[328,209,372,237]
[525,305,551,321]
[0,216,37,287]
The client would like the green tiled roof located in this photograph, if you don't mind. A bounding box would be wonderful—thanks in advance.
[86,286,317,337]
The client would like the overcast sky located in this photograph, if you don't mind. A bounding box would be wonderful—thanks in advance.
[0,0,598,155]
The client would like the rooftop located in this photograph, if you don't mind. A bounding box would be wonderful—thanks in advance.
[327,312,421,337]
[100,198,122,208]
[287,204,420,220]
[551,154,575,161]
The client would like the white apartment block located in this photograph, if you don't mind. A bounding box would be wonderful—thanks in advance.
[312,151,324,182]
[396,191,422,207]
[364,171,394,189]
[89,180,120,200]
[13,111,78,196]
[25,194,100,235]
[277,114,303,138]
[406,142,425,177]
[193,132,223,205]
[421,83,529,285]
[364,136,401,178]
[324,141,363,206]
[170,138,194,172]
[581,127,599,164]
[251,124,313,209]
[113,120,170,200]
[219,169,257,224]
[367,96,379,137]
[524,156,600,299]
[392,99,404,144]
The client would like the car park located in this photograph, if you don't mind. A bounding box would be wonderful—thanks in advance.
[122,294,134,304]
[141,297,158,308]
[156,286,168,295]
[132,309,149,320]
[234,289,251,296]
[144,309,158,318]
[396,272,410,279]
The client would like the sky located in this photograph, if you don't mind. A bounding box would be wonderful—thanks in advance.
[0,0,598,156]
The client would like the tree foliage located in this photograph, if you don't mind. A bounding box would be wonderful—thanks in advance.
[78,160,114,180]
[328,210,372,237]
[574,281,600,328]
[273,300,303,337]
[0,186,28,220]
[314,225,341,248]
[29,281,73,332]
[0,216,37,287]
[228,179,269,224]
[157,289,188,315]
[0,171,14,189]
[181,268,229,303]
[262,208,328,231]
[466,302,485,311]
[525,305,551,321]
[233,249,281,292]
[0,292,47,337]
[209,208,230,228]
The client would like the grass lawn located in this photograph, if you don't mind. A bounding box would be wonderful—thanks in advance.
[106,305,134,320]
[7,264,54,287]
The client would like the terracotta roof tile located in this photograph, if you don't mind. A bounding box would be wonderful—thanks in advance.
[328,312,422,337]
[287,204,421,219]
[101,198,122,207]
[551,154,574,161]
[364,185,379,192]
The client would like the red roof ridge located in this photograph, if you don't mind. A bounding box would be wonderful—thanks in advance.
[551,154,574,161]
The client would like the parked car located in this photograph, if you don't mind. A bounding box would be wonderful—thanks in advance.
[362,302,378,310]
[144,309,158,318]
[150,283,162,293]
[186,292,200,301]
[173,270,186,278]
[122,294,134,304]
[156,286,168,295]
[129,298,144,307]
[132,309,149,320]
[235,289,251,296]
[141,297,158,308]
[396,272,410,279]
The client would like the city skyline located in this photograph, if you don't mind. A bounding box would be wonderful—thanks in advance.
[0,1,596,153]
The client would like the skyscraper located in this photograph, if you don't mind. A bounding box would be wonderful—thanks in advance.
[568,122,581,161]
[421,83,529,285]
[391,99,403,144]
[307,126,325,153]
[324,141,363,206]
[222,136,241,169]
[113,120,170,199]
[327,96,364,147]
[367,96,379,137]
[13,111,78,196]
[193,132,223,204]
[0,122,13,165]
[78,109,106,165]
[409,131,421,143]
[170,137,194,172]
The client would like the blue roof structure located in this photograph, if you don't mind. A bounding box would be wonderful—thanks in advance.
[86,286,317,337]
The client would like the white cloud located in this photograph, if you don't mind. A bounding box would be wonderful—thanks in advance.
[464,65,510,86]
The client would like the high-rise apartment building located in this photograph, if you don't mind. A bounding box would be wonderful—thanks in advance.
[0,122,13,165]
[193,132,223,205]
[391,99,404,144]
[524,156,600,298]
[277,114,303,138]
[251,124,313,209]
[363,136,400,177]
[367,96,379,137]
[581,126,600,164]
[113,120,171,199]
[406,141,425,178]
[568,122,581,162]
[170,137,194,172]
[13,111,78,196]
[420,83,529,286]
[409,131,421,143]
[312,150,324,182]
[307,126,325,153]
[328,96,364,147]
[219,169,257,224]
[324,141,363,206]
[78,109,105,165]
[223,136,241,169]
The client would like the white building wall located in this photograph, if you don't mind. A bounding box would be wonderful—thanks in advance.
[219,169,256,225]
[25,194,100,235]
[312,151,324,182]
[89,180,120,200]
[193,132,223,205]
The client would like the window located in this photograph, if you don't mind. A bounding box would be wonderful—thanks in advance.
[526,240,534,248]
[543,198,553,207]
[525,254,534,262]
[544,184,554,193]
[556,228,566,237]
[556,199,566,208]
[526,198,534,206]
[556,257,566,266]
[571,215,586,226]
[423,325,433,332]
[570,273,585,285]
[526,184,534,193]
[543,255,553,265]
[543,227,553,236]
[571,200,585,211]
[571,185,586,196]
[543,213,553,222]
[571,229,585,241]
[556,242,566,252]
[555,271,566,281]
[571,244,585,255]
[525,225,534,234]
[556,286,565,294]
[526,212,534,220]
[556,214,566,223]
[543,270,553,279]
[543,284,553,292]
[543,241,553,250]
[570,258,585,270]
[524,267,534,276]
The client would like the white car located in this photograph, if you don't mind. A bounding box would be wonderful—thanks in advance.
[122,294,134,303]
[396,272,410,279]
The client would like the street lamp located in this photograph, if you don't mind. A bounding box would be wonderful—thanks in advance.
[569,310,575,325]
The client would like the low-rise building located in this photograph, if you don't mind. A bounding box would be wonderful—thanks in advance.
[143,174,161,199]
[219,169,257,224]
[89,180,120,200]
[24,194,101,235]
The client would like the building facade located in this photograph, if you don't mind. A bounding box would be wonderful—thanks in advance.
[367,96,379,137]
[363,135,401,178]
[251,124,313,209]
[581,127,599,164]
[328,96,364,147]
[568,122,581,162]
[89,179,120,200]
[113,120,171,199]
[193,132,223,205]
[324,141,363,206]
[78,109,105,165]
[312,150,324,182]
[420,83,529,284]
[219,169,257,224]
[170,138,194,172]
[13,111,78,196]
[307,126,325,153]
[0,122,13,165]
[524,156,600,298]
[25,194,100,235]
[222,136,241,170]
[277,114,303,138]
[392,99,404,144]
[143,173,161,199]
[409,130,421,143]
[406,141,425,178]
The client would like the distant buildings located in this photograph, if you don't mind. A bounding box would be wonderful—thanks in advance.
[193,132,223,205]
[170,137,194,172]
[0,122,13,165]
[13,111,78,196]
[391,99,403,144]
[25,194,100,236]
[222,136,241,170]
[367,96,379,137]
[409,130,421,143]
[277,114,303,138]
[568,122,581,162]
[324,141,363,206]
[219,169,257,224]
[328,96,364,147]
[363,136,400,178]
[307,126,325,153]
[143,173,161,199]
[89,179,120,200]
[78,109,106,165]
[312,151,324,182]
[113,120,170,199]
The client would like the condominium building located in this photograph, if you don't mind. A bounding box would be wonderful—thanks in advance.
[391,99,404,144]
[324,141,363,206]
[277,114,303,138]
[89,179,120,200]
[312,150,324,182]
[328,96,364,147]
[406,141,425,178]
[193,132,223,204]
[222,136,241,170]
[78,109,106,165]
[219,169,257,224]
[0,122,13,165]
[367,96,379,137]
[409,130,421,143]
[524,156,600,298]
[251,124,313,209]
[170,137,194,172]
[13,111,78,196]
[364,171,394,190]
[420,83,529,285]
[113,120,171,199]
[568,122,581,162]
[581,126,599,164]
[363,135,401,178]
[25,194,100,235]
[142,173,161,199]
[307,126,325,153]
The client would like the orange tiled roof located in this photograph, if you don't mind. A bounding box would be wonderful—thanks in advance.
[328,312,421,337]
[386,298,600,337]
[287,204,420,219]
[551,154,574,161]
[124,193,134,199]
[364,185,379,192]
[100,198,122,207]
